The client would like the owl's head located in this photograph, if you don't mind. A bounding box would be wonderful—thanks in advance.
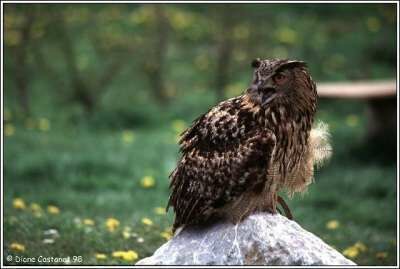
[246,58,316,108]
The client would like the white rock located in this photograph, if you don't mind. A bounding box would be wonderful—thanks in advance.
[136,213,356,266]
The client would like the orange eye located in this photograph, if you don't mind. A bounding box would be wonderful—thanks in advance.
[273,74,287,84]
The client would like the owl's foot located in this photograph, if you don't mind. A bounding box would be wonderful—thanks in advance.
[277,195,293,220]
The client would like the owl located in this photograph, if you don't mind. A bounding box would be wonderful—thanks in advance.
[167,58,331,233]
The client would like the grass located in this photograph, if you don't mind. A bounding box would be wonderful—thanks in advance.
[3,99,397,265]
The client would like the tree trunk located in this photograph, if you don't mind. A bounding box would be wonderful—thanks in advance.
[214,5,235,101]
[14,10,35,116]
[144,5,170,105]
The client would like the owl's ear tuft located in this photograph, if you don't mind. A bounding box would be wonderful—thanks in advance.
[251,58,261,68]
[278,60,307,71]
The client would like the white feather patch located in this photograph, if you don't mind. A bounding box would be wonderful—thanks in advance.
[309,121,332,168]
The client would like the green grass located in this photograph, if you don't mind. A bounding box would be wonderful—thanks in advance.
[3,100,397,265]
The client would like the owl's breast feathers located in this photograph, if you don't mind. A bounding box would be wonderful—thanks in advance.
[167,95,316,231]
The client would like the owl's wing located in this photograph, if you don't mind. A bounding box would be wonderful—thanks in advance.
[167,98,276,231]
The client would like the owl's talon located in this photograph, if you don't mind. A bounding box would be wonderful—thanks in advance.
[277,195,293,220]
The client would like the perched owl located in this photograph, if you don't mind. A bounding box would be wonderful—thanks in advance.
[167,58,331,233]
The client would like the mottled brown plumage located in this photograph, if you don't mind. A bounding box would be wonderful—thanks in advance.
[167,58,330,233]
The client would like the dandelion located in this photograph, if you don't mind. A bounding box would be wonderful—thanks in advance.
[122,130,135,144]
[140,176,155,189]
[30,203,42,217]
[160,231,172,241]
[154,207,166,215]
[5,124,15,137]
[376,252,388,259]
[13,198,26,210]
[137,237,144,243]
[122,250,139,262]
[326,220,340,230]
[30,203,42,212]
[122,226,132,239]
[10,242,25,252]
[38,118,50,131]
[354,241,367,252]
[112,251,125,258]
[47,205,60,214]
[141,217,153,226]
[171,120,186,133]
[106,217,120,232]
[95,253,107,260]
[83,218,95,226]
[345,114,359,127]
[33,211,43,218]
[112,250,139,262]
[122,230,131,239]
[342,246,359,258]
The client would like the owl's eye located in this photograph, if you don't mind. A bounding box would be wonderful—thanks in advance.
[273,73,287,84]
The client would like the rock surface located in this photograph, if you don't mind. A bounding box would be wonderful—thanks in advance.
[136,213,356,266]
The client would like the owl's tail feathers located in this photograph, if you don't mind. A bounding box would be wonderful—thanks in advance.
[310,121,332,168]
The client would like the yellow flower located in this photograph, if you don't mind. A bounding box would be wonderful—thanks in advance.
[171,120,186,133]
[5,124,15,137]
[342,246,359,258]
[30,203,41,212]
[346,114,359,127]
[160,231,172,241]
[30,203,42,217]
[83,218,95,226]
[38,118,50,131]
[112,250,139,262]
[106,217,120,232]
[10,242,25,252]
[376,251,388,259]
[33,211,43,218]
[326,220,340,230]
[122,130,135,144]
[141,217,153,226]
[13,198,26,210]
[140,176,155,188]
[122,230,131,239]
[47,205,60,214]
[95,253,107,260]
[354,241,367,252]
[112,250,125,258]
[154,207,166,215]
[122,250,139,262]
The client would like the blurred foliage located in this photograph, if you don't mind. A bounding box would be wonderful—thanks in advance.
[4,3,396,123]
[3,3,397,266]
